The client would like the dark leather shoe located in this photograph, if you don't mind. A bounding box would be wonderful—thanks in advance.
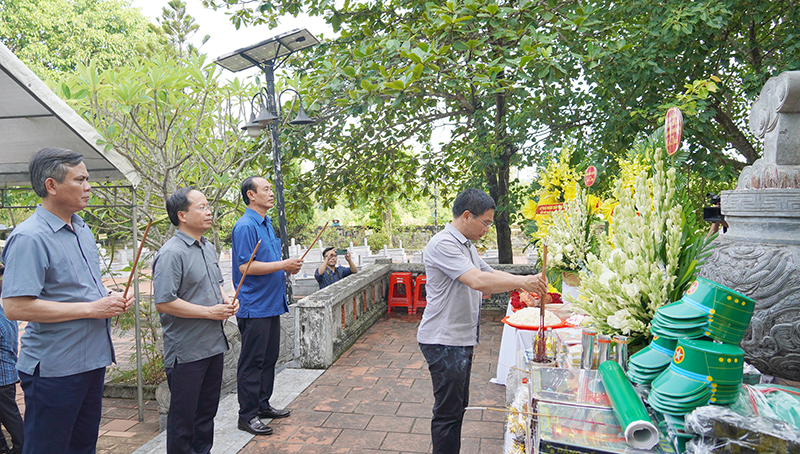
[238,416,273,435]
[258,405,290,419]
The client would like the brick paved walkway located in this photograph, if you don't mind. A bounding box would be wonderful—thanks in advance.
[238,310,507,454]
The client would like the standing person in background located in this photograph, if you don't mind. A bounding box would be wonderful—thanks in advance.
[232,177,302,435]
[1,148,132,454]
[153,187,237,454]
[315,247,357,289]
[0,264,24,454]
[417,188,550,454]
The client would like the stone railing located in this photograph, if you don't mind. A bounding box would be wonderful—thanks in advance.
[296,258,393,368]
[295,260,538,368]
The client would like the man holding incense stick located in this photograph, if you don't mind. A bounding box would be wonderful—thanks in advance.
[232,176,302,435]
[417,188,549,454]
[153,187,237,454]
[1,148,133,454]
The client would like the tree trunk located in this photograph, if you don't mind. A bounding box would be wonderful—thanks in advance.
[487,90,514,264]
[382,206,393,248]
[490,168,513,264]
[710,99,759,164]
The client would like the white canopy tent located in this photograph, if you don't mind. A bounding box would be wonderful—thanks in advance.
[0,42,146,421]
[0,42,139,187]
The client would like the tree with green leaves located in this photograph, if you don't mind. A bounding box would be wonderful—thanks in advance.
[205,0,799,263]
[207,0,588,263]
[157,0,210,58]
[548,0,800,181]
[54,53,259,252]
[0,0,166,80]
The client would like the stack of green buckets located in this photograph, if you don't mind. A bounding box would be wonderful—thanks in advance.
[627,277,756,421]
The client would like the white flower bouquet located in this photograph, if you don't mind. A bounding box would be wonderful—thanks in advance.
[570,158,683,340]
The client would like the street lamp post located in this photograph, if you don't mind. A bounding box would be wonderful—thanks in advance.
[215,29,318,302]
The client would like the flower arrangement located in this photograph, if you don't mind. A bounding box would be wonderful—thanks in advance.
[521,148,613,289]
[570,156,682,340]
[565,126,721,342]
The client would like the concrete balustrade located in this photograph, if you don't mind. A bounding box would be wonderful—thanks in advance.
[296,258,395,368]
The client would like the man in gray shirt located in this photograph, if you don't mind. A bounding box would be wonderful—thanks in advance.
[417,189,549,454]
[1,148,133,454]
[153,187,238,454]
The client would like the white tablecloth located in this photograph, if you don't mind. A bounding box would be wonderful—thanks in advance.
[491,303,536,385]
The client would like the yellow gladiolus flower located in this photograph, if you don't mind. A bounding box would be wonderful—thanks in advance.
[539,191,559,205]
[587,194,602,214]
[564,182,578,201]
[521,199,538,220]
[599,199,618,222]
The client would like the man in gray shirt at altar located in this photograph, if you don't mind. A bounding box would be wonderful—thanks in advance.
[417,188,549,454]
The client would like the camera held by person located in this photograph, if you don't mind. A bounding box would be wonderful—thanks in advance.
[704,193,728,236]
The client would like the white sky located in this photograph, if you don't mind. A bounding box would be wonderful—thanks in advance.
[130,0,333,80]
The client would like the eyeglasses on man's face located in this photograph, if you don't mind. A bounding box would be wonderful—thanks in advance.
[186,204,212,213]
[470,212,493,228]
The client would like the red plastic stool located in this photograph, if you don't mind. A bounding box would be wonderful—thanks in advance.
[387,272,413,313]
[412,275,427,314]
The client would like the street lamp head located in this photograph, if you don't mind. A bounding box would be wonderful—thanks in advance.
[255,106,278,126]
[289,103,314,125]
[241,113,263,137]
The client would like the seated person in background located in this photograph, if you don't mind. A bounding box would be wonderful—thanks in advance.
[315,247,357,289]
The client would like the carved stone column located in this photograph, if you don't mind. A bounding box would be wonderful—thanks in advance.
[699,71,800,380]
[700,190,800,379]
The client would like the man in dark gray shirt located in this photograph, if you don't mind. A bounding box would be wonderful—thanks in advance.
[2,148,133,454]
[153,187,238,454]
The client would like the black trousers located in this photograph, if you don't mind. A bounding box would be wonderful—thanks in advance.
[419,343,474,454]
[19,367,104,454]
[165,354,224,454]
[0,383,23,453]
[236,316,281,421]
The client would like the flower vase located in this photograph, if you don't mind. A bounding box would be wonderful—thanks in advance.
[561,271,581,302]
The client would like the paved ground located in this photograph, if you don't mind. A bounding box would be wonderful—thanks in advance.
[237,310,507,454]
[7,309,507,453]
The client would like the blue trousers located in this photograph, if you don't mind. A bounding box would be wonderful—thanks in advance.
[419,343,474,454]
[19,367,105,454]
[165,354,223,454]
[236,316,280,420]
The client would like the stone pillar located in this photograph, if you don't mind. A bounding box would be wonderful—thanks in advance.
[699,71,800,380]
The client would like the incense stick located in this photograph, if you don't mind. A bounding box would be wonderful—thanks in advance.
[535,240,549,360]
[226,239,261,326]
[114,219,153,326]
[233,239,261,303]
[300,221,329,260]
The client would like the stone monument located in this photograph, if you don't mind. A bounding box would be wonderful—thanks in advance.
[699,71,800,380]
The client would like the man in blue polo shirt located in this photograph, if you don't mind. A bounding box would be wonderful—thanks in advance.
[232,176,302,435]
[1,148,133,454]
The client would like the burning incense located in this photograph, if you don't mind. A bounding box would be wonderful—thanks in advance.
[114,219,154,326]
[300,221,329,260]
[534,240,548,361]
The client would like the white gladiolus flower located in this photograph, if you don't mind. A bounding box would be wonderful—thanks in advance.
[571,149,686,340]
[623,282,640,298]
[599,269,616,286]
